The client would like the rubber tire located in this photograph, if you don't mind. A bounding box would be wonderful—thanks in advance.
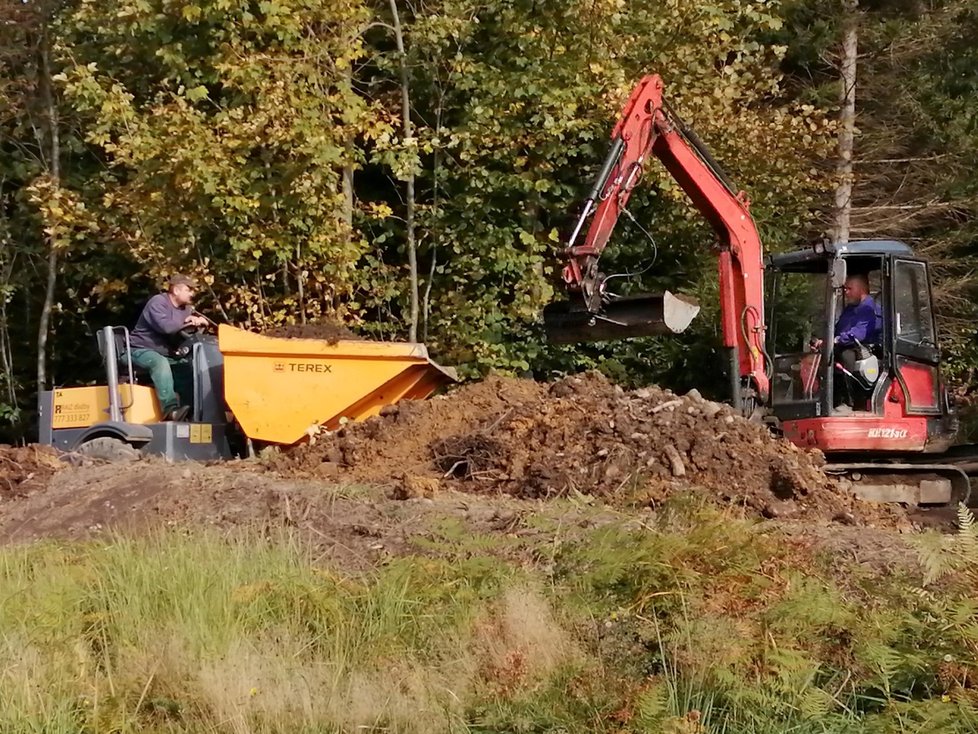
[75,437,142,462]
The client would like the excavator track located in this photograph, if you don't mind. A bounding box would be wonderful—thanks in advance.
[824,447,978,510]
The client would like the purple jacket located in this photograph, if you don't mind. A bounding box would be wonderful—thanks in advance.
[835,295,880,346]
[130,293,191,354]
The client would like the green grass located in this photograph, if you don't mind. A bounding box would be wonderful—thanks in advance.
[2,501,978,733]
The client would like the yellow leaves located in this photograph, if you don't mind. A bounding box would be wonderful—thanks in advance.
[363,202,393,220]
[186,85,209,102]
[181,3,202,22]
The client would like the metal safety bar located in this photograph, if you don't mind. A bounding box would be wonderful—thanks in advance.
[99,325,138,422]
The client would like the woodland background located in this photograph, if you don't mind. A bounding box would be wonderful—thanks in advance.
[2,0,977,438]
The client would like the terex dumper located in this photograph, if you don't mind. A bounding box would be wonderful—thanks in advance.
[38,324,456,461]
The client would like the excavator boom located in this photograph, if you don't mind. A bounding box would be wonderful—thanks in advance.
[544,74,769,405]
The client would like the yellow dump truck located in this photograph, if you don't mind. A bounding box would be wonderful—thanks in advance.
[38,324,456,461]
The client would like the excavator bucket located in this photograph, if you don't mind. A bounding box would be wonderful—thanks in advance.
[543,291,701,344]
[219,325,457,445]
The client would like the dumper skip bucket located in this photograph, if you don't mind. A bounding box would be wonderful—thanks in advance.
[219,325,457,445]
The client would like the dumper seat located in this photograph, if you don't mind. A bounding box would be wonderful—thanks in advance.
[96,326,147,384]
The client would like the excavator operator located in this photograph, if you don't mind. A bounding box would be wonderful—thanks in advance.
[127,274,209,422]
[834,274,880,365]
[810,273,881,409]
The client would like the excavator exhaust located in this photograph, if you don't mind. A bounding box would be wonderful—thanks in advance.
[543,291,701,344]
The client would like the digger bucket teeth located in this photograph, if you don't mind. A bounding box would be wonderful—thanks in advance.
[543,291,701,344]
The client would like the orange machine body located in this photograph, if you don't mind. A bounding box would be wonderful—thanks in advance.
[218,325,457,445]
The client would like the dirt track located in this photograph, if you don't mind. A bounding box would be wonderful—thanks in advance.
[0,372,913,555]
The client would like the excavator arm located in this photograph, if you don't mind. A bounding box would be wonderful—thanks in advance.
[544,74,769,404]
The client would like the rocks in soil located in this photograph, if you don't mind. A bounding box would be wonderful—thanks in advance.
[277,372,896,525]
[391,475,440,500]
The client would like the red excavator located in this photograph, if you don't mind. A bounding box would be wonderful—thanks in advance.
[544,74,976,506]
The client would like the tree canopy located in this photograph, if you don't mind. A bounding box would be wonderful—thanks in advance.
[1,0,976,437]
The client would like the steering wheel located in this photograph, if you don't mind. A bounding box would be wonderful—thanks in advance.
[172,324,206,358]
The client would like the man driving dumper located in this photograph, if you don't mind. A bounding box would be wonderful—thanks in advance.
[128,274,209,421]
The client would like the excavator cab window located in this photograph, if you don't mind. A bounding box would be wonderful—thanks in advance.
[891,259,941,412]
[767,268,830,412]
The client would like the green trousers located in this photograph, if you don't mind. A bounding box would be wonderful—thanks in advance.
[128,348,193,414]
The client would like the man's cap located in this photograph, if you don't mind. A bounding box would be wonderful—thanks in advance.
[168,273,198,289]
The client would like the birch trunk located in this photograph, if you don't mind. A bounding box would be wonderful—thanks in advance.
[389,0,418,342]
[36,29,59,392]
[832,0,858,245]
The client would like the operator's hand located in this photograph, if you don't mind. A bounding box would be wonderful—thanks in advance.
[184,314,209,328]
[809,338,823,351]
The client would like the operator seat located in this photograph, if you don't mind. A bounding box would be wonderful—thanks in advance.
[95,326,149,384]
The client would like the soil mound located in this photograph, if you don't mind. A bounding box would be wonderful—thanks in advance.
[0,444,65,500]
[264,320,360,343]
[273,372,895,524]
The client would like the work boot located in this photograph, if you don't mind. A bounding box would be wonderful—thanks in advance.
[164,405,190,422]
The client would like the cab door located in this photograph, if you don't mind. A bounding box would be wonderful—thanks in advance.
[890,259,941,413]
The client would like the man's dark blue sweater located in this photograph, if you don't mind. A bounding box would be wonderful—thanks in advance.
[130,293,191,354]
[835,295,880,346]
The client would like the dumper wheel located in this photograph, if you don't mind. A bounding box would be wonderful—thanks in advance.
[75,437,142,462]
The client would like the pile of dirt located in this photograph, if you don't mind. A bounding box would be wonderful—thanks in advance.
[0,444,65,501]
[264,320,360,343]
[271,372,899,524]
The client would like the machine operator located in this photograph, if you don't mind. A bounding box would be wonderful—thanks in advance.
[810,273,882,410]
[832,273,881,370]
[811,274,880,363]
[128,274,209,422]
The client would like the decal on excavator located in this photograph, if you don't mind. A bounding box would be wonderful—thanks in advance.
[867,427,909,439]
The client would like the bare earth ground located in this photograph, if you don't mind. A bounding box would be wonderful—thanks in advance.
[0,458,921,577]
[0,371,932,577]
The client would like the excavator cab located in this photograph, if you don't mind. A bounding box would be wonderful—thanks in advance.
[766,239,957,455]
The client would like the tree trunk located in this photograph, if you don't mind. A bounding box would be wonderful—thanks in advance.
[36,29,59,393]
[422,103,443,343]
[341,67,355,235]
[389,0,418,342]
[832,0,858,245]
[0,253,16,410]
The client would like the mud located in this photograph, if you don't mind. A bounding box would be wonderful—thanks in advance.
[274,372,901,525]
[0,444,64,501]
[264,320,360,343]
[0,460,590,571]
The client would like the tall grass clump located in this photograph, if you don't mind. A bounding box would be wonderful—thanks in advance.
[548,498,978,733]
[0,529,579,733]
[3,501,978,732]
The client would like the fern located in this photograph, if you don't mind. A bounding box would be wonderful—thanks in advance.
[634,681,670,727]
[956,503,978,563]
[798,687,835,720]
[916,530,955,586]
